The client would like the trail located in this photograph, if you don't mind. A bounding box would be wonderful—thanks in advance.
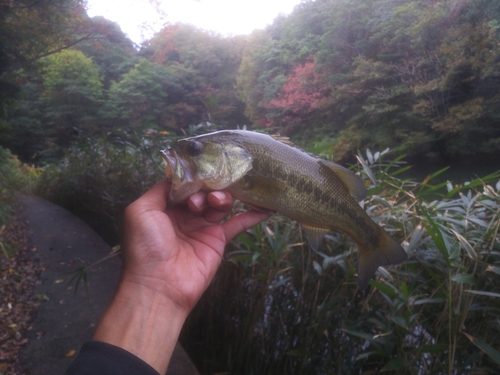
[19,195,198,375]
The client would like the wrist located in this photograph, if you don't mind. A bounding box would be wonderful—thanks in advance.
[92,280,188,374]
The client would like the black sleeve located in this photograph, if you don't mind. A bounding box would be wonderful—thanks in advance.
[64,341,160,375]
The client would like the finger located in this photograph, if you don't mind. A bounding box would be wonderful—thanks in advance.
[221,210,272,242]
[187,191,209,213]
[130,179,171,212]
[201,191,234,223]
[207,191,233,211]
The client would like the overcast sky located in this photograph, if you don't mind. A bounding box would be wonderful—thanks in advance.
[86,0,303,44]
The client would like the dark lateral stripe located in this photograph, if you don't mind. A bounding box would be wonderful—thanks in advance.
[253,156,379,244]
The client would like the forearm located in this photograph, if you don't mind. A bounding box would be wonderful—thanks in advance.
[92,280,188,374]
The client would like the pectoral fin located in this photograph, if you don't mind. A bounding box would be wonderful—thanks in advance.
[302,225,329,250]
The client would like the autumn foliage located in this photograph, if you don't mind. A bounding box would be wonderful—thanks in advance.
[264,57,329,129]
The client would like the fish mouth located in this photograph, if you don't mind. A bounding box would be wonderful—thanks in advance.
[159,148,193,184]
[160,149,175,178]
[160,148,200,203]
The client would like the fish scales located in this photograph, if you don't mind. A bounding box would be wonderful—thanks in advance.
[161,130,407,290]
[232,134,379,245]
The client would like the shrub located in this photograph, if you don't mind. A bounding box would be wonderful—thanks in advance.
[34,133,168,244]
[0,146,42,259]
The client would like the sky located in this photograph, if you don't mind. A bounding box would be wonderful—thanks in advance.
[86,0,303,45]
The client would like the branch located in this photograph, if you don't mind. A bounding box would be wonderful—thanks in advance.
[35,33,94,60]
[2,0,46,9]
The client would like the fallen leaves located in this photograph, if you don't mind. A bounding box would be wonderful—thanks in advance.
[0,207,42,375]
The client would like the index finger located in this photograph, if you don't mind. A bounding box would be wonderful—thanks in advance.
[221,210,272,243]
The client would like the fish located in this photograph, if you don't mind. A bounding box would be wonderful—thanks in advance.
[160,130,407,290]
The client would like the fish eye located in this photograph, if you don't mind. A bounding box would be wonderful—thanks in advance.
[186,140,202,156]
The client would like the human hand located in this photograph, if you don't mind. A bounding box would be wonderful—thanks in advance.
[92,179,271,373]
[119,178,271,314]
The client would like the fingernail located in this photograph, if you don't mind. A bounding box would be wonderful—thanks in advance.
[211,191,225,204]
[191,194,204,209]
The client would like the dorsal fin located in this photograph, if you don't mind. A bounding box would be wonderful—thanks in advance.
[320,160,367,201]
[270,134,296,147]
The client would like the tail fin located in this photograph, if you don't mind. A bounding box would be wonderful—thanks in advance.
[357,231,407,291]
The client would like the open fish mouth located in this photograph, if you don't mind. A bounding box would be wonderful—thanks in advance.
[159,148,194,184]
[160,147,203,203]
[160,149,175,178]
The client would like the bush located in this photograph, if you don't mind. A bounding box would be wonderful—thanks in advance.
[34,133,168,244]
[0,146,42,258]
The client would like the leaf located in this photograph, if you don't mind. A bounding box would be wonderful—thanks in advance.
[411,298,446,306]
[466,290,500,298]
[464,333,500,365]
[451,273,476,285]
[381,357,409,372]
[391,316,407,328]
[342,328,377,342]
[313,261,322,275]
[370,280,399,298]
[366,149,374,164]
[356,153,377,186]
[420,208,451,267]
[236,234,262,253]
[486,266,500,276]
[356,350,388,361]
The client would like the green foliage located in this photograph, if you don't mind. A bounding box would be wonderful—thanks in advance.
[237,0,500,162]
[39,49,103,99]
[0,146,42,260]
[0,146,42,204]
[181,149,500,375]
[3,0,500,165]
[104,58,189,131]
[0,0,91,147]
[5,50,104,160]
[34,132,168,244]
[73,16,136,89]
[146,24,249,127]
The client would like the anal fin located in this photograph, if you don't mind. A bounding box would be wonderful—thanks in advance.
[302,225,329,250]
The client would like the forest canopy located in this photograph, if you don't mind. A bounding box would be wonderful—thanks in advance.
[1,0,499,165]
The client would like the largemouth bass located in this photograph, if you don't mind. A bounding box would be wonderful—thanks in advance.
[160,130,407,290]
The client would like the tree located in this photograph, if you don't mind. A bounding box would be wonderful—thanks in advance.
[74,16,137,89]
[6,49,103,160]
[0,0,93,145]
[146,24,249,127]
[104,58,187,131]
[264,57,330,131]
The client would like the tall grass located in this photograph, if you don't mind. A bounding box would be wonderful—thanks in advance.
[34,137,500,374]
[183,150,500,375]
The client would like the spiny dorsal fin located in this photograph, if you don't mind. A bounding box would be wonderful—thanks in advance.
[320,160,366,201]
[270,134,297,147]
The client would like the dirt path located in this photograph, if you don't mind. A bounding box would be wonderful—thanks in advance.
[19,196,199,375]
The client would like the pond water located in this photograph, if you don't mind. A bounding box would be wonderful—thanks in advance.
[400,160,499,185]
